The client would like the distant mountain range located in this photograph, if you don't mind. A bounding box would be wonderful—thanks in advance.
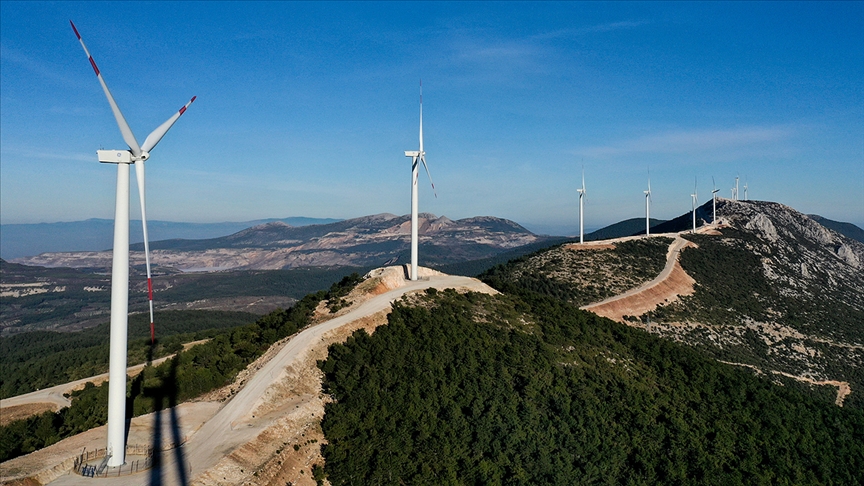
[588,217,667,240]
[12,214,550,271]
[808,214,864,244]
[8,210,861,271]
[0,217,341,260]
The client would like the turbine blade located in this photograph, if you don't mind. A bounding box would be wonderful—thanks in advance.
[71,21,141,157]
[141,97,196,153]
[420,155,437,198]
[418,80,423,154]
[134,161,155,342]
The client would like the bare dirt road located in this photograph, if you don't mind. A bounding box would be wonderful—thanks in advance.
[581,235,696,321]
[2,267,495,486]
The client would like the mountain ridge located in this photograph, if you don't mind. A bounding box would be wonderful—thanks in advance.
[12,214,547,272]
[478,197,864,409]
[0,217,342,260]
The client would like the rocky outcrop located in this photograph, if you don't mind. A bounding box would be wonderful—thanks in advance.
[717,200,864,311]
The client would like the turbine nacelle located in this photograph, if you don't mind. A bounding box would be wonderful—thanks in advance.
[97,150,150,164]
[404,151,421,158]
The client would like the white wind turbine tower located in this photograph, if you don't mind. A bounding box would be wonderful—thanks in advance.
[735,175,740,201]
[744,178,749,201]
[72,21,195,467]
[644,168,652,236]
[577,167,586,243]
[403,81,436,281]
[711,176,720,223]
[691,177,698,233]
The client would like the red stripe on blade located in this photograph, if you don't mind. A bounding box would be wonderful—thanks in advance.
[89,57,99,76]
[148,278,153,300]
[70,21,81,39]
[179,106,186,115]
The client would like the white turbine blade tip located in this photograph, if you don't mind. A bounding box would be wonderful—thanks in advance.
[421,157,437,198]
[71,21,141,156]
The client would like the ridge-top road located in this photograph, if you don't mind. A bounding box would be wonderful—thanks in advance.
[581,234,698,322]
[41,271,495,486]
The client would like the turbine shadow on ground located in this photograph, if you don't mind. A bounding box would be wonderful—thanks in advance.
[143,344,188,486]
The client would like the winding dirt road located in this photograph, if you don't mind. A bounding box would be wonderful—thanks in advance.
[581,235,696,321]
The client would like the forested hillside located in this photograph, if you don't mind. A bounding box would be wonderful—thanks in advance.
[473,201,864,410]
[481,237,671,307]
[646,202,864,409]
[0,310,257,398]
[319,289,864,484]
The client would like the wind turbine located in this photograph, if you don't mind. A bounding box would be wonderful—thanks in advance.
[691,177,698,233]
[72,21,195,467]
[403,81,435,281]
[711,176,720,223]
[735,175,740,201]
[644,168,652,236]
[577,167,586,243]
[744,178,749,201]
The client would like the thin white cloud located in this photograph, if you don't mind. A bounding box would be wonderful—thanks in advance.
[532,20,652,40]
[449,36,544,72]
[580,126,796,158]
[0,44,74,86]
[1,146,95,163]
[233,30,280,41]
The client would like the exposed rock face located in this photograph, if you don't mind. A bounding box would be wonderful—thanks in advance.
[719,199,864,302]
[13,214,546,272]
[648,199,864,408]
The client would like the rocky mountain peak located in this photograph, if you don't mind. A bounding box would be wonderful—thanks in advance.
[718,199,864,270]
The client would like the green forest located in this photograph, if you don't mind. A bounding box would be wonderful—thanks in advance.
[0,310,258,398]
[319,289,864,485]
[647,231,864,410]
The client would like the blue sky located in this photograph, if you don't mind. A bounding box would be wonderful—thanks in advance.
[1,1,862,235]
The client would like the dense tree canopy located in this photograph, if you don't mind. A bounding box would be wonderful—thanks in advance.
[319,290,864,485]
